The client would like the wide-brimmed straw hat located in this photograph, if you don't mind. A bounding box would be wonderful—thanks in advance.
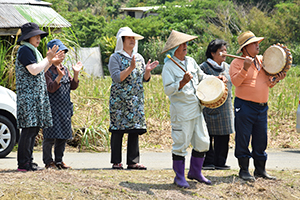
[17,22,48,43]
[236,31,264,54]
[161,30,198,54]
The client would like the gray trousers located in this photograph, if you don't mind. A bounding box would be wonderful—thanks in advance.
[43,138,67,165]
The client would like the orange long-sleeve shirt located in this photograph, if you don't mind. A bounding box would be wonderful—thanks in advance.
[229,55,273,103]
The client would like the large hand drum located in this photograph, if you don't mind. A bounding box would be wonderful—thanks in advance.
[263,43,292,76]
[196,76,228,109]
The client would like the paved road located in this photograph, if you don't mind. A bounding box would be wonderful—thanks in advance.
[1,149,300,170]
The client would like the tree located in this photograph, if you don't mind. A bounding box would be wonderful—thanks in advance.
[63,9,107,47]
[233,0,292,10]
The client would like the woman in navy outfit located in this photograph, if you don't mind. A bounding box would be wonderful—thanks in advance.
[43,39,82,169]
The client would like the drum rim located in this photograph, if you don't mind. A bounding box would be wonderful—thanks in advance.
[263,45,286,74]
[201,88,228,108]
[262,44,292,76]
[196,76,225,104]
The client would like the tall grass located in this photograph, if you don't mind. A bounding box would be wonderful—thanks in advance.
[70,74,111,151]
[269,66,300,116]
[267,66,300,148]
[71,67,300,151]
[0,40,17,90]
[70,74,172,151]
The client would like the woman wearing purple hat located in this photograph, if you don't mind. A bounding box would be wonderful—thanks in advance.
[16,22,64,172]
[42,39,82,170]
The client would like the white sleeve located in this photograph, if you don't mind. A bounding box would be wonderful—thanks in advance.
[26,58,51,75]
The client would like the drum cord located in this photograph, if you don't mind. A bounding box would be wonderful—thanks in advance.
[244,47,260,71]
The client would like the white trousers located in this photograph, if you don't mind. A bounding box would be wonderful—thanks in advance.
[171,114,210,157]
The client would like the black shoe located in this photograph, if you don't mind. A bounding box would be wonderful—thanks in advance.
[215,165,231,170]
[202,164,215,170]
[253,160,276,180]
[17,163,35,172]
[238,157,255,182]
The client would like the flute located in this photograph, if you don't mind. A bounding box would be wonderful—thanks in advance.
[220,52,246,60]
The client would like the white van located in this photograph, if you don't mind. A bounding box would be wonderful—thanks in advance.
[0,86,19,158]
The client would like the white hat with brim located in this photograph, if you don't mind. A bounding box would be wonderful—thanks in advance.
[114,27,144,53]
[161,30,198,54]
[236,31,264,54]
[116,27,144,40]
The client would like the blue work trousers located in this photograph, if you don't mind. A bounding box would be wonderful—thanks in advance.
[234,97,268,161]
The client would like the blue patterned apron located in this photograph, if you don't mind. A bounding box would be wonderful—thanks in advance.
[43,66,73,139]
[15,46,53,129]
[109,53,147,134]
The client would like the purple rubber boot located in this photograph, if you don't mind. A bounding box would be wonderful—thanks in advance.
[173,160,190,188]
[187,156,212,185]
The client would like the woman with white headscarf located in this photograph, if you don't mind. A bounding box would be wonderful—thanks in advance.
[108,27,159,170]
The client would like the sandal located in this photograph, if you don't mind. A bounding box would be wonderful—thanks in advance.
[127,163,147,170]
[112,163,123,169]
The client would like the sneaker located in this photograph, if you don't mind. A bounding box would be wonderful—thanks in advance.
[215,165,231,170]
[112,163,123,169]
[31,162,44,171]
[56,162,71,170]
[45,161,58,169]
[202,164,215,170]
[127,163,147,170]
[18,163,35,172]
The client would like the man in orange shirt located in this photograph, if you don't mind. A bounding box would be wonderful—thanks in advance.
[229,31,286,181]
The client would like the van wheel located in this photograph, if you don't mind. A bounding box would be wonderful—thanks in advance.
[0,115,16,158]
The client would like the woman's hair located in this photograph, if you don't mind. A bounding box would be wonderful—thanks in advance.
[205,39,227,59]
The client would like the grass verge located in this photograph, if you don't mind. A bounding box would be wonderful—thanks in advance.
[0,168,299,199]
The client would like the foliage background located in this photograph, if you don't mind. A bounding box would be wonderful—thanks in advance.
[42,0,299,72]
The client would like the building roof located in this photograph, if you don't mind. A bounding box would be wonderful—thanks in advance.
[120,6,160,12]
[0,0,70,35]
[0,0,51,6]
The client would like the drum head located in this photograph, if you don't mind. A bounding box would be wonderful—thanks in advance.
[196,76,225,104]
[263,45,286,75]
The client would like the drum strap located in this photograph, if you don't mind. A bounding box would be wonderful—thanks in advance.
[253,58,260,71]
[244,48,260,71]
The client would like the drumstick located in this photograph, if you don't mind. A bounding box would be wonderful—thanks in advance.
[167,54,186,72]
[220,52,246,60]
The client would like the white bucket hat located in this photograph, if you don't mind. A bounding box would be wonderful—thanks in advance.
[114,27,144,54]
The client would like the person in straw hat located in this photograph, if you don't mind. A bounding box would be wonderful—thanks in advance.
[15,22,64,171]
[161,30,227,188]
[108,27,159,170]
[229,31,286,181]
